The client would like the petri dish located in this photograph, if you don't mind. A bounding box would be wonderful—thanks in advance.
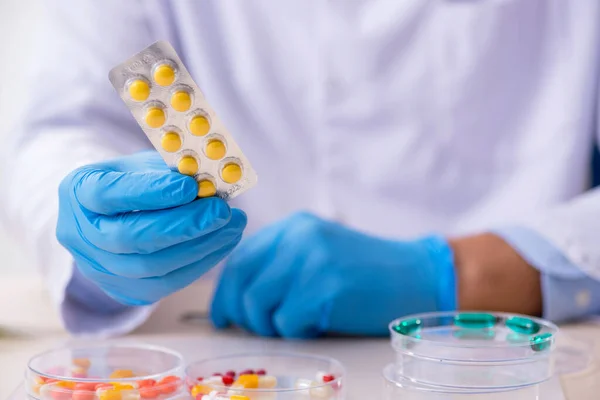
[382,364,541,400]
[389,312,558,390]
[185,352,346,399]
[25,344,186,400]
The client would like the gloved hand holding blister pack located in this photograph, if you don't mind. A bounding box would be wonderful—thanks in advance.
[211,212,457,338]
[57,41,257,306]
[57,151,247,305]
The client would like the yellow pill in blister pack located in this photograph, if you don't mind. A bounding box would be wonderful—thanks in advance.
[178,156,199,176]
[128,80,150,102]
[154,64,176,86]
[170,90,192,112]
[161,132,181,152]
[205,139,226,160]
[145,107,166,128]
[197,180,217,198]
[221,163,242,184]
[189,115,210,136]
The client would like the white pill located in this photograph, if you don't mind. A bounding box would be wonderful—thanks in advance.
[258,375,277,388]
[310,385,334,398]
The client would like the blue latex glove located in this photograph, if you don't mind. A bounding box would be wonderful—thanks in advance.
[56,151,247,306]
[211,212,456,337]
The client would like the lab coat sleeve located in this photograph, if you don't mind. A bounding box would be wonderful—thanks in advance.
[493,227,600,322]
[0,1,176,336]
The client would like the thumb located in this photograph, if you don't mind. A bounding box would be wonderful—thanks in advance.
[72,167,198,215]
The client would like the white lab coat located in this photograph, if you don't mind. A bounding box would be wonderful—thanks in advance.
[3,0,600,335]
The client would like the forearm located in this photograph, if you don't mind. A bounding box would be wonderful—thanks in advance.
[449,233,543,316]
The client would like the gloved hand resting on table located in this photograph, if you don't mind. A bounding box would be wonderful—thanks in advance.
[57,151,247,306]
[210,212,456,338]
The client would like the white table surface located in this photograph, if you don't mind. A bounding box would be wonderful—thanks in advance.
[1,280,600,399]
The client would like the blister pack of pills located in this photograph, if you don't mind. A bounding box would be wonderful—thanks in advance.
[109,41,257,200]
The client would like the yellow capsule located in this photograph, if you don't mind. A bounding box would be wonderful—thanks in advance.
[98,388,122,400]
[161,132,181,152]
[57,381,76,389]
[230,396,250,400]
[145,107,166,128]
[197,180,217,198]
[178,156,199,176]
[190,384,212,397]
[189,115,210,136]
[221,163,242,184]
[235,374,259,389]
[170,90,192,112]
[153,64,176,86]
[205,139,226,160]
[128,80,150,102]
[112,384,135,391]
[110,370,135,379]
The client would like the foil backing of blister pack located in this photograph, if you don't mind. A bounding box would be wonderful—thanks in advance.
[109,40,257,201]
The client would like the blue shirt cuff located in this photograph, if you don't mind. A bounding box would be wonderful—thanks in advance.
[493,226,600,322]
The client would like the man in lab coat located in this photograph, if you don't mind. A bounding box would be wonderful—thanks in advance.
[4,1,600,337]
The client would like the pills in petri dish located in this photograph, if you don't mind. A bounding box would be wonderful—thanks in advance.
[178,156,199,176]
[198,180,217,198]
[506,316,541,335]
[205,139,226,160]
[189,115,211,136]
[393,318,421,336]
[109,41,257,201]
[530,332,553,352]
[154,64,176,86]
[453,312,497,329]
[161,132,182,152]
[128,80,150,102]
[145,107,166,128]
[171,90,192,112]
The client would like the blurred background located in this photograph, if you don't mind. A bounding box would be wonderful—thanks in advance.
[0,1,59,333]
[0,1,37,274]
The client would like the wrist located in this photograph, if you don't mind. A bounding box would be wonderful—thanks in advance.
[420,235,457,312]
[448,233,542,316]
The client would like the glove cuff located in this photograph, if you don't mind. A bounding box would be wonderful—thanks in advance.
[420,235,457,312]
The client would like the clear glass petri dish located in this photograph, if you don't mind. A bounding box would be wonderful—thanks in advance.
[185,352,346,399]
[25,344,186,400]
[382,364,541,400]
[389,312,558,390]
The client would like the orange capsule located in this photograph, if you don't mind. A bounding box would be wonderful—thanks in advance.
[136,379,156,388]
[95,383,114,391]
[74,383,97,391]
[139,386,159,399]
[156,376,180,395]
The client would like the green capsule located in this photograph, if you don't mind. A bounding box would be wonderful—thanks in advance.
[506,316,541,335]
[453,328,496,341]
[530,332,553,352]
[393,318,421,336]
[453,313,498,329]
